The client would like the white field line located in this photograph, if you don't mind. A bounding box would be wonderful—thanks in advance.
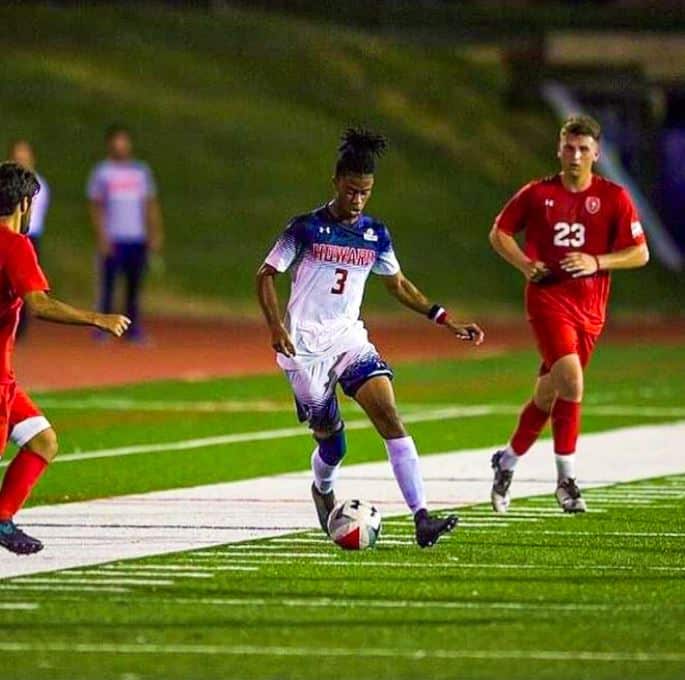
[0,585,130,593]
[140,596,620,612]
[8,577,174,587]
[1,421,684,580]
[68,570,214,579]
[0,603,38,610]
[100,564,214,572]
[0,641,682,663]
[0,405,503,468]
[3,404,683,470]
[36,396,685,420]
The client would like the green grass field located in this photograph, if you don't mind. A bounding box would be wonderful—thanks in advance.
[1,3,682,312]
[0,343,684,679]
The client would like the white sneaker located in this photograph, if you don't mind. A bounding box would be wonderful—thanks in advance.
[555,478,587,513]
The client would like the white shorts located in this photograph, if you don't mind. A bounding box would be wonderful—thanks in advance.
[283,342,393,431]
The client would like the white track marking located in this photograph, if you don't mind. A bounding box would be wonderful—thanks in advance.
[1,421,683,580]
[100,564,214,572]
[0,641,681,663]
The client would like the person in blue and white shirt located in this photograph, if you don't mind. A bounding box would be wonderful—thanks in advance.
[257,129,485,548]
[87,125,164,341]
[10,140,50,339]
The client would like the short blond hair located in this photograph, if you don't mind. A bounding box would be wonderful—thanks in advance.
[560,114,601,141]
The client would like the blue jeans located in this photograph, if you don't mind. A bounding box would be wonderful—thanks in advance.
[99,242,148,338]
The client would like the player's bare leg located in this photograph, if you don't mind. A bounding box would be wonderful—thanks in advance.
[549,354,587,513]
[491,375,554,512]
[354,376,457,548]
[0,427,58,555]
[310,424,345,534]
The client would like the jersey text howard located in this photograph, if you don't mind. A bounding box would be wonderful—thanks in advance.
[311,242,376,267]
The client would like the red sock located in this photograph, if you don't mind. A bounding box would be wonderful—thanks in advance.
[0,449,48,520]
[551,398,581,455]
[510,400,550,455]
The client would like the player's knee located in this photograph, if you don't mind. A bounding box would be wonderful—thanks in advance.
[315,426,346,465]
[28,428,59,462]
[557,373,583,401]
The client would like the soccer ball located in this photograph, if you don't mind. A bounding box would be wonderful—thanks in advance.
[327,499,382,550]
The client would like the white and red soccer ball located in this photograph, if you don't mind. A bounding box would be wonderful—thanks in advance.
[327,499,382,550]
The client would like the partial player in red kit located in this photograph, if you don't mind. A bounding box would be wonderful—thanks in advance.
[488,115,649,513]
[0,162,130,555]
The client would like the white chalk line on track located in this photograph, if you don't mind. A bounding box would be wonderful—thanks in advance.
[0,641,681,663]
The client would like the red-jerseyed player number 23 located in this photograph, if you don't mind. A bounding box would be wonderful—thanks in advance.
[553,222,586,248]
[331,268,348,294]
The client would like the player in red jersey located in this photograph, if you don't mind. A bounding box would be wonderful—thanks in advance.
[488,115,649,513]
[0,162,130,554]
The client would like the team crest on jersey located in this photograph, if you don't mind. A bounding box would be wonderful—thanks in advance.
[363,228,378,242]
[585,196,601,214]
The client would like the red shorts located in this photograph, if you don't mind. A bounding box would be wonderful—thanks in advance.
[0,382,49,457]
[529,318,600,375]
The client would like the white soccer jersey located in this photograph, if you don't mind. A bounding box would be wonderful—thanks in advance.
[264,205,400,368]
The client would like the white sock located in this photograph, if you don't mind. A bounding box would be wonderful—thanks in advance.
[385,436,427,514]
[555,453,576,482]
[311,448,340,495]
[499,445,519,471]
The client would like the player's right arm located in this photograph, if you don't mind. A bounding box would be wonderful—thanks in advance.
[23,291,130,336]
[489,183,549,283]
[256,263,295,358]
[256,221,304,358]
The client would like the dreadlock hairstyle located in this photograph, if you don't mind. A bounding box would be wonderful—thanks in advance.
[335,128,387,177]
[0,162,40,216]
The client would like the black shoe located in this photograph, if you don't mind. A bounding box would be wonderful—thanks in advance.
[311,483,336,535]
[555,478,587,513]
[414,509,458,548]
[0,520,44,555]
[491,451,514,514]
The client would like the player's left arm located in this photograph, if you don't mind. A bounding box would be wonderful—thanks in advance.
[383,272,484,345]
[23,291,130,336]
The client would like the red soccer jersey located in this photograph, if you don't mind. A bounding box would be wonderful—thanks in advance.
[0,225,49,382]
[494,174,646,333]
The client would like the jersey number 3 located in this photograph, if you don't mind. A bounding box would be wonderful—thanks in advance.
[553,222,586,248]
[331,268,348,295]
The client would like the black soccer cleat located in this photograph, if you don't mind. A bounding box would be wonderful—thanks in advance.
[414,509,458,548]
[491,450,514,514]
[0,520,44,555]
[311,482,336,535]
[555,478,587,513]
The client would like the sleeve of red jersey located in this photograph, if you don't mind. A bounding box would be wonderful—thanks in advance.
[7,237,50,298]
[493,183,532,235]
[612,188,647,250]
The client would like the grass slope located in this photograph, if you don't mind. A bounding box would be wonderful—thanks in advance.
[1,3,681,312]
[1,475,684,680]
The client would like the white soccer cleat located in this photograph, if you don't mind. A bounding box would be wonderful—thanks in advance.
[555,478,587,513]
[490,451,513,514]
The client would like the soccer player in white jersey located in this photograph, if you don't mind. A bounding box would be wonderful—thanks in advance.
[257,129,484,547]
